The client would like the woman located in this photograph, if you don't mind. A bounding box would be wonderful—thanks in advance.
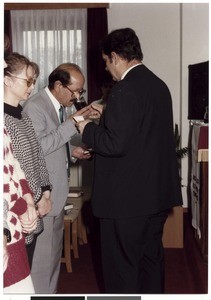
[4,52,52,266]
[3,127,38,293]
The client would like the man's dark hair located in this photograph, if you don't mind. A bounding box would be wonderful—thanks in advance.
[100,28,143,62]
[48,63,82,90]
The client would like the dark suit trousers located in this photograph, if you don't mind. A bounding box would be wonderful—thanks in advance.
[100,210,168,294]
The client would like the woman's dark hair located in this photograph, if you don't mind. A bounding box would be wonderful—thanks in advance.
[4,52,40,78]
[100,27,143,62]
[48,63,82,90]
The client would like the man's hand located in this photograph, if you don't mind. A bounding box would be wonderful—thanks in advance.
[90,103,103,117]
[75,119,92,135]
[70,103,102,122]
[69,105,91,121]
[72,146,92,159]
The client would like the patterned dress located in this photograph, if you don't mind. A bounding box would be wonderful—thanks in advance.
[4,103,52,244]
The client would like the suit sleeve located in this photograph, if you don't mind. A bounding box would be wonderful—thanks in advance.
[24,99,78,156]
[83,84,139,157]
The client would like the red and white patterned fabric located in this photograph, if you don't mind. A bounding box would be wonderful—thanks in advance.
[3,127,34,292]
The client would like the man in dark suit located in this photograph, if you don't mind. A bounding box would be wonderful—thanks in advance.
[77,28,183,294]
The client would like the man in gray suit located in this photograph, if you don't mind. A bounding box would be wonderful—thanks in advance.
[23,63,92,293]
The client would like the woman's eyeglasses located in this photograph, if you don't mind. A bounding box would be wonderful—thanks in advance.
[6,71,36,87]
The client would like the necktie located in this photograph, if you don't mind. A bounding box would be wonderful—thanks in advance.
[59,105,71,178]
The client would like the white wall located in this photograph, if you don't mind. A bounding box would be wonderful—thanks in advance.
[107,2,209,207]
[108,3,181,124]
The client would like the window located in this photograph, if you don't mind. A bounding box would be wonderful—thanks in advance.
[11,9,87,94]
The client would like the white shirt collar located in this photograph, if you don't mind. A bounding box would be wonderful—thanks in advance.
[121,63,142,80]
[45,86,61,121]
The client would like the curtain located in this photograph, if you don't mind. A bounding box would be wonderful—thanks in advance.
[87,8,108,103]
[4,10,13,53]
[11,9,87,94]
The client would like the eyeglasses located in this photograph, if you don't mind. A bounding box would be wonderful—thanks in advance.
[6,71,36,87]
[65,85,86,99]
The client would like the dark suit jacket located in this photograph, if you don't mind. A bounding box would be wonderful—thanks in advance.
[83,64,183,218]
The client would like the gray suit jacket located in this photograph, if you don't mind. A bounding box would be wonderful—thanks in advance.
[23,88,78,216]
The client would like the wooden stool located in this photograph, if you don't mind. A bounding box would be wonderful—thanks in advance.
[61,200,82,273]
[69,186,91,245]
[77,209,88,245]
[61,187,91,272]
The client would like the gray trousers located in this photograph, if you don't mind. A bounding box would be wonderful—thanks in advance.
[31,210,64,293]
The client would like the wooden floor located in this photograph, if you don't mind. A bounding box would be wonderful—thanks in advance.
[57,212,208,294]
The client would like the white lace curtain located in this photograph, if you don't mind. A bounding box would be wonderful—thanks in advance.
[11,9,87,94]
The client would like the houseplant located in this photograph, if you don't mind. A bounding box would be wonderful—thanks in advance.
[174,123,189,173]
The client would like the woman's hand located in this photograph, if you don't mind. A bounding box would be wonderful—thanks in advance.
[23,193,38,221]
[19,213,38,233]
[3,235,9,273]
[36,191,52,217]
[20,193,38,233]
